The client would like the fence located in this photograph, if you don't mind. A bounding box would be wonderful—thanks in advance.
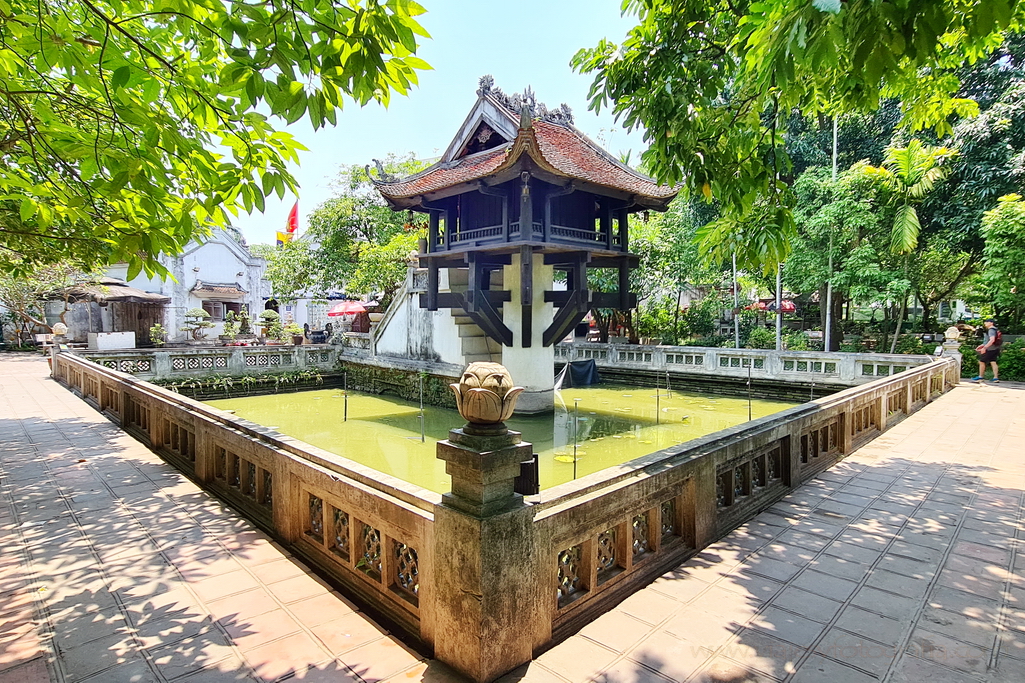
[77,345,340,380]
[51,350,960,682]
[555,340,938,387]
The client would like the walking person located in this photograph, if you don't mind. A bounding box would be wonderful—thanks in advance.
[971,318,1002,383]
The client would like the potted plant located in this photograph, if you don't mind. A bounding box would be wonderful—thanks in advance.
[258,310,280,339]
[179,308,214,340]
[283,321,304,345]
[149,323,167,347]
[219,311,239,344]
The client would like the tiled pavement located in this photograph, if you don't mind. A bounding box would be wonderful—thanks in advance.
[2,354,1024,683]
[0,354,428,683]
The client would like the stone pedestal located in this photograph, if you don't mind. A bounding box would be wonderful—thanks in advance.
[941,340,963,365]
[431,426,542,682]
[502,252,555,414]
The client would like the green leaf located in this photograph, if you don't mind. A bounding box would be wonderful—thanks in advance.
[19,197,36,221]
[812,0,841,14]
[111,65,131,90]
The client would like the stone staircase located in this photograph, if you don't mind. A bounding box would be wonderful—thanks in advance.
[447,269,504,364]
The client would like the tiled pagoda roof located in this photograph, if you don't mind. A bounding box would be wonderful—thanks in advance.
[374,93,677,206]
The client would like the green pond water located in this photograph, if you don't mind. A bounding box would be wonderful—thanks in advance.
[206,386,796,494]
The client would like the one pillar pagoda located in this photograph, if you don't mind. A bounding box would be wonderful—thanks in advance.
[373,77,677,413]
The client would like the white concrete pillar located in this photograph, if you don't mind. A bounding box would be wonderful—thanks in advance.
[502,252,554,414]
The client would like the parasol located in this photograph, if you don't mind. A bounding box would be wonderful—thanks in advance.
[327,301,367,316]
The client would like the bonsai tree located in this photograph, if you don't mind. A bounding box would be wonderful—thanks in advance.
[149,323,167,346]
[180,308,214,340]
[222,311,239,341]
[237,307,253,335]
[283,321,303,343]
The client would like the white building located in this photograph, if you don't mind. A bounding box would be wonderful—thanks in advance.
[99,226,266,343]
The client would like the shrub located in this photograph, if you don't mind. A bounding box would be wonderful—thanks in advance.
[149,323,167,346]
[745,327,776,349]
[784,331,809,351]
[894,335,925,355]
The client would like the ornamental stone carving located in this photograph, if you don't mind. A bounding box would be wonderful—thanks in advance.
[450,362,524,425]
[944,326,962,341]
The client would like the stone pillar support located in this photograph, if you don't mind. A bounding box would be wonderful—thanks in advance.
[431,424,543,683]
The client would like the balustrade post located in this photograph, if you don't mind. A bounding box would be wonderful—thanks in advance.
[429,364,545,682]
[152,350,173,379]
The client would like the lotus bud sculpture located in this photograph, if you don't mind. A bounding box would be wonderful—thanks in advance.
[451,362,524,426]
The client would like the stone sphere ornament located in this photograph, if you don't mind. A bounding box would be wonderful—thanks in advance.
[450,362,524,426]
[944,326,962,341]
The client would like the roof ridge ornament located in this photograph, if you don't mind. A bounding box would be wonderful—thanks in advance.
[476,75,574,126]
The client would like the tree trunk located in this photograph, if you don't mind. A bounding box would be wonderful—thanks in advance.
[890,295,909,354]
[672,290,682,344]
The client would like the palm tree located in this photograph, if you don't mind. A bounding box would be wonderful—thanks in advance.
[862,140,952,351]
[862,139,952,255]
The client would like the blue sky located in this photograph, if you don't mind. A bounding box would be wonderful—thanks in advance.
[234,0,646,246]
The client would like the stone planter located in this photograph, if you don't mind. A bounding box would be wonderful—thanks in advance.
[292,335,304,346]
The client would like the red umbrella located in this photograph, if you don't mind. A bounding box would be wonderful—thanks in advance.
[327,300,366,316]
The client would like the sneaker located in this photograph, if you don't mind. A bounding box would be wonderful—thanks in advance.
[992,379,1001,383]
[970,376,983,382]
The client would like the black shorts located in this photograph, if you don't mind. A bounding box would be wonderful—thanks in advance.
[980,348,1001,363]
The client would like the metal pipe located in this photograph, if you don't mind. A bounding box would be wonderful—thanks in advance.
[775,262,783,351]
[747,363,753,421]
[573,398,581,480]
[419,373,425,443]
[826,117,838,352]
[343,371,348,422]
[732,252,740,349]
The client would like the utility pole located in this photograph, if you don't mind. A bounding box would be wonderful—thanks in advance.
[825,117,838,352]
[732,253,740,349]
[775,262,783,350]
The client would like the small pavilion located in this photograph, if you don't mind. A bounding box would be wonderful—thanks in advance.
[374,77,677,412]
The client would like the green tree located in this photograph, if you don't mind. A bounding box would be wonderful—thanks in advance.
[861,140,952,255]
[861,140,951,349]
[981,194,1025,330]
[344,228,422,309]
[253,240,326,305]
[305,153,428,284]
[0,0,430,276]
[0,262,93,339]
[572,0,1018,270]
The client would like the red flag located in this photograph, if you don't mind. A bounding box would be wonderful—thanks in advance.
[286,201,299,234]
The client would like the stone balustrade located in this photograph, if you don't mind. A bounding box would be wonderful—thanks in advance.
[76,345,339,380]
[555,340,940,386]
[51,350,960,682]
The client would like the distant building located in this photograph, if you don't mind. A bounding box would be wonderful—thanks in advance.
[52,226,266,344]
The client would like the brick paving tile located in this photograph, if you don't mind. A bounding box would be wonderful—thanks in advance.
[0,658,49,683]
[691,656,777,683]
[308,612,389,656]
[338,637,424,683]
[814,626,896,677]
[832,606,906,648]
[906,628,990,676]
[789,653,877,683]
[747,605,826,648]
[578,611,656,653]
[662,608,738,650]
[534,635,619,683]
[723,628,806,680]
[590,658,675,683]
[240,631,333,682]
[626,630,713,683]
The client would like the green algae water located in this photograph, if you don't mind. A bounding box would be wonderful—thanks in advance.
[206,386,795,494]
